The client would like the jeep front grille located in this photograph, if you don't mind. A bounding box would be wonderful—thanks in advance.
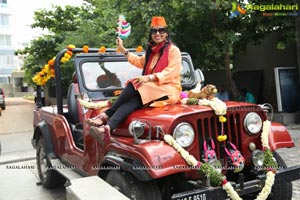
[197,113,241,158]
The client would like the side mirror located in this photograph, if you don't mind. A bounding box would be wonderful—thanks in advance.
[194,68,205,84]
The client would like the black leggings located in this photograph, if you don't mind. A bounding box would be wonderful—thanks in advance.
[105,83,143,130]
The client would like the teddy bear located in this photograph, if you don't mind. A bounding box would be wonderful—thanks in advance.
[188,84,217,100]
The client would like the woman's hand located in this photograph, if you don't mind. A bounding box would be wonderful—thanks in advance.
[116,37,126,53]
[133,76,150,85]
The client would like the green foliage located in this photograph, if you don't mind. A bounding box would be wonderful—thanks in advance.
[109,96,119,105]
[21,0,296,90]
[199,162,224,187]
[186,98,199,105]
[263,149,278,171]
[19,3,92,87]
[19,35,64,86]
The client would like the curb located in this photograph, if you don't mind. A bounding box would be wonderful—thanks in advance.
[0,149,36,165]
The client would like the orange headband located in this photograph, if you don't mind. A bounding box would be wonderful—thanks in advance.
[151,16,167,27]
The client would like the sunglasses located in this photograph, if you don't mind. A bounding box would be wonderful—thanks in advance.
[150,28,167,34]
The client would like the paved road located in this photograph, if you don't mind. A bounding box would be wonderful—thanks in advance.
[276,125,300,199]
[0,97,299,200]
[0,97,65,200]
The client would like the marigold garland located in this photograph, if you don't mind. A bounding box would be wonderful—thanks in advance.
[32,44,76,85]
[136,46,143,52]
[32,44,143,85]
[83,45,89,53]
[98,46,106,53]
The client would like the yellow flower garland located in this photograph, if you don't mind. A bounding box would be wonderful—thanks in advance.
[32,44,107,85]
[32,44,76,85]
[32,45,144,86]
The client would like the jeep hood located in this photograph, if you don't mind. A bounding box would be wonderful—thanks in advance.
[114,101,257,136]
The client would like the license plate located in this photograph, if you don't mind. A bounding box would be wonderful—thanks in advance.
[173,193,207,200]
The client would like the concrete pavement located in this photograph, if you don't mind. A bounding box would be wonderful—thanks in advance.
[0,97,36,163]
[0,98,129,200]
[0,97,65,200]
[276,125,300,199]
[0,159,66,200]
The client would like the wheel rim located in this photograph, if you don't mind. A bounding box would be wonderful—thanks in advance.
[39,146,48,177]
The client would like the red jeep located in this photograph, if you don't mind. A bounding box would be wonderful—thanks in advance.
[32,48,300,200]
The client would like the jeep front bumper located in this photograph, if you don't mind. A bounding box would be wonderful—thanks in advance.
[171,165,300,200]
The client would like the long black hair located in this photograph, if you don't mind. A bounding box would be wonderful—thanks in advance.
[143,29,172,70]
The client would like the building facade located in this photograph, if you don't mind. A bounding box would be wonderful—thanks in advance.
[0,0,16,84]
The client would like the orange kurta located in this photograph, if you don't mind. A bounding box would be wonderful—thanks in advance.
[128,45,182,105]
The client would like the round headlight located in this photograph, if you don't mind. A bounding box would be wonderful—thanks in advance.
[252,150,265,169]
[244,112,262,135]
[128,120,145,137]
[173,122,195,147]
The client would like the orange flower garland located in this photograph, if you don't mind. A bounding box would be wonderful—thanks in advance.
[82,45,89,53]
[136,46,143,52]
[98,46,106,53]
[32,44,143,85]
[32,44,76,85]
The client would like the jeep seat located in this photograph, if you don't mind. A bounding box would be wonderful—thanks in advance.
[67,72,84,149]
[67,72,82,125]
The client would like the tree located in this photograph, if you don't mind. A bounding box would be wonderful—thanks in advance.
[18,3,94,86]
[21,0,296,100]
[86,0,296,99]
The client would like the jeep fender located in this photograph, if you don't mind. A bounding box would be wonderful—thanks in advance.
[101,153,153,181]
[102,140,191,181]
[269,122,295,151]
[32,120,55,158]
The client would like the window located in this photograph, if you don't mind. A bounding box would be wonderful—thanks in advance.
[0,55,14,65]
[0,35,11,46]
[0,0,7,4]
[0,14,9,26]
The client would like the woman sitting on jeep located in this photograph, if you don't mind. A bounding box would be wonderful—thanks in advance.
[87,16,182,144]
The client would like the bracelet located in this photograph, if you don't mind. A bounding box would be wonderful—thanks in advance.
[124,50,129,56]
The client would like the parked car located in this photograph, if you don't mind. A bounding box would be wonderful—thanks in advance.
[0,88,5,110]
[32,47,300,200]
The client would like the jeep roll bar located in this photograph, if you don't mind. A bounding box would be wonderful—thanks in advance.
[55,48,100,114]
[54,48,138,114]
[54,48,197,114]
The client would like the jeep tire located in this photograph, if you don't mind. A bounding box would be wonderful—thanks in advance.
[0,101,5,110]
[268,151,293,200]
[105,170,162,200]
[36,138,65,188]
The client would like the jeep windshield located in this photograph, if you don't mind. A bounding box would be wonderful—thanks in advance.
[80,57,194,91]
[81,61,142,90]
